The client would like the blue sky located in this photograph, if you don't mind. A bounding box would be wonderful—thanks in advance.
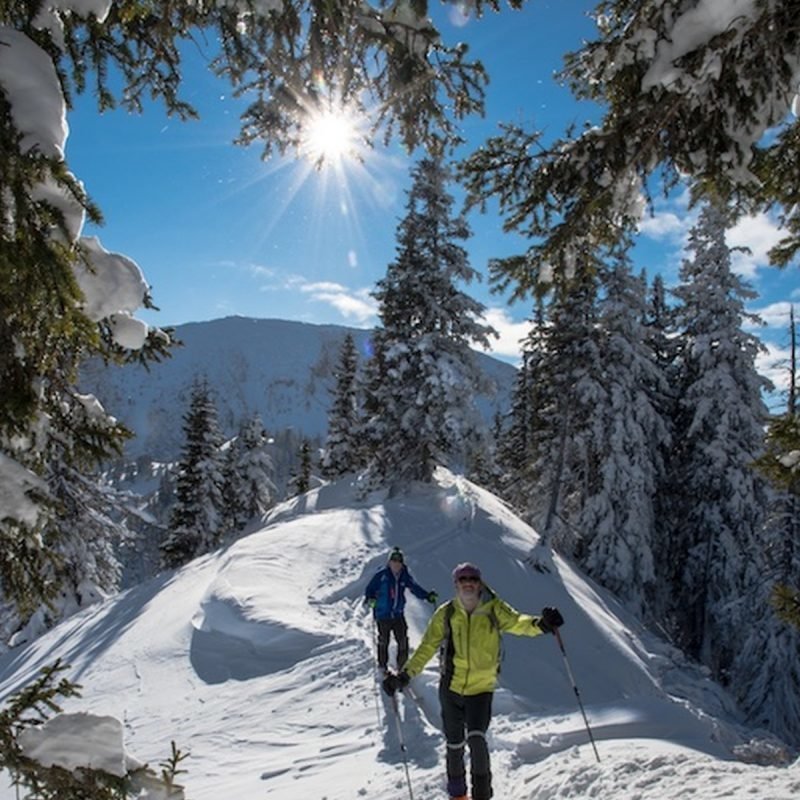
[64,1,798,394]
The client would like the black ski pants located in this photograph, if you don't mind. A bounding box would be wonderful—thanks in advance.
[376,617,409,671]
[439,685,493,800]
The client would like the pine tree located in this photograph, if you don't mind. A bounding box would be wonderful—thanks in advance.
[464,437,495,493]
[224,413,276,531]
[289,440,313,496]
[357,332,390,480]
[161,379,225,569]
[577,253,671,617]
[759,409,800,630]
[733,465,800,746]
[524,263,603,556]
[42,467,123,614]
[643,272,684,622]
[735,309,800,743]
[754,307,800,627]
[322,334,361,479]
[496,301,546,511]
[459,1,800,292]
[466,411,504,495]
[0,460,134,646]
[366,156,495,485]
[667,203,771,682]
[496,349,531,509]
[644,274,676,374]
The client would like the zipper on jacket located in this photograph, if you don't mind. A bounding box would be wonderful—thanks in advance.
[391,573,401,614]
[461,610,472,693]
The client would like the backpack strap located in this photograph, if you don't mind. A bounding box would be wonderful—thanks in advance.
[439,600,457,683]
[485,588,504,673]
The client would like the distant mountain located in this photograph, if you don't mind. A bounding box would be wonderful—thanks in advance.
[79,316,517,462]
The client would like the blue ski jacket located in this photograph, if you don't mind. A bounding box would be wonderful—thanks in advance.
[364,566,431,621]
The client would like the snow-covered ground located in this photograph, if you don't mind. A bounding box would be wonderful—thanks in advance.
[0,470,796,799]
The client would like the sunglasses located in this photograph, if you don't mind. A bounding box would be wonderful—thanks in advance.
[457,576,480,584]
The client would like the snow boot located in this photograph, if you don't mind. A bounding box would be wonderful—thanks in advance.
[447,775,468,799]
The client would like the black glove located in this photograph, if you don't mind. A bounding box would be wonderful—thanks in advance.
[426,591,438,605]
[537,606,564,634]
[382,670,410,696]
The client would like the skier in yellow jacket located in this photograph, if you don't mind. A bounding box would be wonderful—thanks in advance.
[382,561,564,800]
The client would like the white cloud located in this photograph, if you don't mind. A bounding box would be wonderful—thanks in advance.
[479,307,529,363]
[727,212,786,278]
[637,185,695,246]
[309,290,377,323]
[244,265,377,323]
[757,340,790,411]
[638,210,689,242]
[637,197,785,279]
[752,300,793,330]
[299,280,349,294]
[297,280,377,324]
[246,263,277,279]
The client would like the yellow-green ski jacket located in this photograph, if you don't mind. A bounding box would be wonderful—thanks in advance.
[403,587,545,696]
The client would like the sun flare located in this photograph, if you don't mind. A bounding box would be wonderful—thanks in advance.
[302,107,362,167]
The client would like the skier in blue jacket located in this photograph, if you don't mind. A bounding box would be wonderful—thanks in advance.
[364,547,437,673]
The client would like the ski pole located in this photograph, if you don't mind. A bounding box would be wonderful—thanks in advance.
[554,628,601,763]
[389,690,415,800]
[368,610,383,730]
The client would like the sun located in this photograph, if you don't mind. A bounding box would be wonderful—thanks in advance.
[301,107,362,167]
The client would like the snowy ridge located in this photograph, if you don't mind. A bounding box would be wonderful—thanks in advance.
[0,470,796,799]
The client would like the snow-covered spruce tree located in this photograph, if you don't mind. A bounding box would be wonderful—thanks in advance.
[466,408,505,496]
[756,409,800,630]
[366,156,495,485]
[644,274,677,375]
[522,262,604,557]
[643,271,683,622]
[577,253,671,618]
[496,347,532,509]
[161,380,226,569]
[754,306,800,628]
[0,23,171,632]
[322,334,361,479]
[465,429,499,494]
[667,202,771,683]
[5,463,131,647]
[733,481,800,745]
[223,413,276,532]
[496,302,546,512]
[0,384,149,643]
[459,0,800,294]
[289,439,314,497]
[735,311,800,744]
[357,331,390,479]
